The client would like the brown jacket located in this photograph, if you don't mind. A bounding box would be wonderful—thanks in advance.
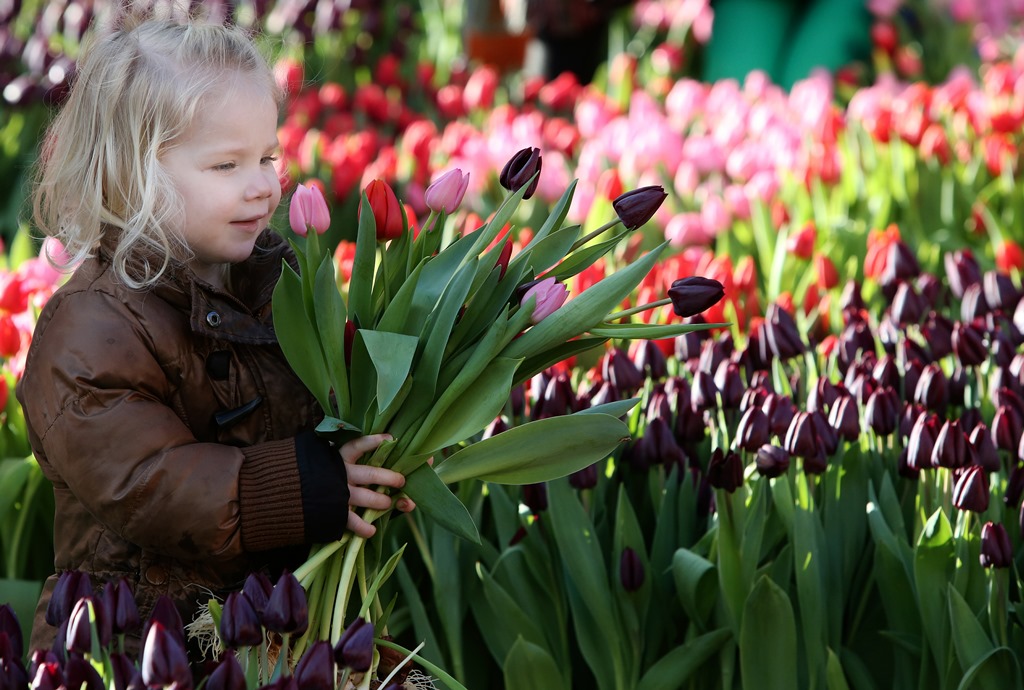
[16,230,348,654]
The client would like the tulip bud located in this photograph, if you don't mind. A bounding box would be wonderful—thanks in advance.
[334,618,374,672]
[828,394,861,442]
[0,606,22,663]
[763,303,806,360]
[631,340,668,380]
[46,571,92,627]
[960,283,990,322]
[980,521,1013,568]
[288,183,331,237]
[675,398,706,444]
[424,168,470,213]
[922,311,954,360]
[913,363,948,414]
[690,370,718,412]
[568,462,599,490]
[362,179,404,241]
[66,597,95,656]
[668,277,725,318]
[220,592,263,649]
[992,405,1023,453]
[880,240,921,290]
[952,465,989,512]
[714,361,744,409]
[618,547,645,592]
[970,424,1001,473]
[707,448,743,492]
[864,387,899,436]
[905,411,937,472]
[494,238,513,281]
[602,347,644,394]
[890,282,925,325]
[612,185,668,231]
[762,393,797,438]
[931,419,973,469]
[520,277,568,324]
[242,571,274,617]
[31,661,63,690]
[141,621,192,690]
[944,249,981,299]
[64,656,104,690]
[674,315,708,361]
[755,444,790,478]
[205,653,246,690]
[983,269,1020,312]
[262,570,308,635]
[499,146,542,199]
[1004,463,1024,507]
[736,407,771,452]
[953,320,988,368]
[294,640,335,690]
[521,482,549,513]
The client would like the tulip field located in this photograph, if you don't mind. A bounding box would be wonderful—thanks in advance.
[6,0,1024,689]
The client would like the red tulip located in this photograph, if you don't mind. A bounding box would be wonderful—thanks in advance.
[362,179,404,241]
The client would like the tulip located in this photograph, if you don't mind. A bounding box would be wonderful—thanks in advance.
[645,416,688,468]
[494,238,513,280]
[714,361,744,409]
[1004,463,1024,507]
[983,269,1020,311]
[0,605,22,663]
[362,179,404,241]
[707,448,743,492]
[520,277,568,324]
[220,592,263,649]
[63,656,103,690]
[631,340,668,380]
[763,303,806,361]
[263,570,308,635]
[568,462,599,490]
[811,410,839,456]
[864,387,899,436]
[65,597,95,656]
[667,277,725,318]
[619,547,645,592]
[755,444,791,478]
[294,640,335,690]
[736,407,770,451]
[205,653,246,690]
[951,466,989,513]
[690,370,718,412]
[828,395,861,442]
[762,393,797,437]
[602,347,643,394]
[334,618,374,672]
[424,168,470,213]
[521,483,548,513]
[785,411,819,458]
[31,661,63,690]
[242,571,274,617]
[141,621,192,690]
[288,182,331,237]
[108,652,143,690]
[612,185,668,231]
[960,284,990,322]
[675,316,709,361]
[913,363,948,414]
[906,413,937,472]
[992,405,1022,453]
[143,596,185,649]
[891,282,924,325]
[46,570,92,627]
[499,146,542,199]
[980,521,1013,568]
[969,424,1001,473]
[944,249,981,299]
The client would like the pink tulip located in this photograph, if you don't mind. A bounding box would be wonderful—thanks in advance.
[289,183,331,237]
[521,277,569,324]
[424,168,470,213]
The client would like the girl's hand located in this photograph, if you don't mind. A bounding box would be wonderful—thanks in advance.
[339,434,415,538]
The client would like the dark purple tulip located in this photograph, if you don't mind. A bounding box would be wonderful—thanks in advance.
[668,277,725,318]
[837,320,876,373]
[740,385,769,413]
[263,571,308,635]
[828,394,861,442]
[980,522,1013,568]
[521,483,548,513]
[30,661,63,690]
[0,605,22,662]
[881,241,921,290]
[646,388,672,422]
[674,316,708,361]
[510,384,526,417]
[803,445,829,474]
[914,363,948,414]
[897,449,920,480]
[587,380,619,408]
[143,596,185,649]
[970,424,1001,473]
[1005,463,1024,507]
[810,410,839,456]
[891,282,925,325]
[619,547,645,592]
[945,249,981,299]
[242,572,274,618]
[205,653,246,690]
[839,280,865,312]
[220,592,263,649]
[602,347,644,394]
[334,618,374,672]
[763,393,797,438]
[921,311,954,360]
[613,185,668,230]
[109,652,143,690]
[952,466,989,512]
[482,415,509,440]
[932,419,973,469]
[499,146,542,199]
[690,370,718,412]
[961,283,990,321]
[699,333,734,376]
[141,621,193,690]
[900,402,926,441]
[533,373,577,419]
[674,400,707,445]
[736,407,771,452]
[763,304,806,361]
[568,463,599,490]
[983,270,1020,312]
[713,361,744,409]
[0,641,26,689]
[755,444,791,478]
[806,378,839,415]
[901,360,924,406]
[992,330,1016,369]
[258,673,300,690]
[64,656,103,690]
[107,579,139,636]
[961,407,983,436]
[916,273,942,308]
[992,405,1023,453]
[907,413,938,472]
[46,571,92,627]
[948,366,967,406]
[65,597,95,655]
[864,387,899,436]
[294,641,335,690]
[631,340,668,380]
[640,417,687,469]
[707,448,743,492]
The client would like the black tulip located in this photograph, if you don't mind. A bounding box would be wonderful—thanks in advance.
[65,597,95,656]
[891,282,925,325]
[109,652,143,690]
[618,547,645,592]
[707,448,743,492]
[736,407,771,452]
[521,483,548,513]
[205,653,246,690]
[762,393,796,438]
[931,419,972,469]
[46,571,92,627]
[1004,463,1024,507]
[647,415,688,469]
[913,363,948,414]
[613,185,668,230]
[864,387,899,436]
[141,621,192,690]
[63,656,103,690]
[263,571,308,636]
[690,370,718,412]
[242,572,274,618]
[945,249,981,299]
[764,303,806,360]
[294,641,335,690]
[907,412,938,472]
[755,444,790,478]
[632,340,668,380]
[983,270,1020,312]
[880,241,921,291]
[30,660,63,690]
[828,394,861,442]
[668,277,726,319]
[220,592,264,649]
[952,466,989,513]
[144,596,185,649]
[969,424,1001,473]
[980,521,1013,568]
[0,605,21,663]
[992,405,1022,453]
[602,347,644,394]
[334,618,374,672]
[499,146,542,199]
[674,316,708,361]
[568,463,599,490]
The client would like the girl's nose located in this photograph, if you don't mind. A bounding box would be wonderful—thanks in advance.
[246,171,274,200]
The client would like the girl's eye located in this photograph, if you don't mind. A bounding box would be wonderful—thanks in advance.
[261,155,279,166]
[214,162,236,171]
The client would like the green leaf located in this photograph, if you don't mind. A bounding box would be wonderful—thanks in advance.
[956,647,1023,690]
[314,416,363,445]
[519,225,581,277]
[826,648,852,690]
[503,637,567,690]
[511,180,577,258]
[948,585,1016,690]
[672,548,717,626]
[545,230,628,282]
[915,509,955,679]
[514,336,608,387]
[434,413,629,485]
[375,637,468,690]
[577,398,639,419]
[376,260,425,336]
[358,330,419,415]
[359,545,406,618]
[348,194,377,328]
[402,463,480,543]
[739,575,798,690]
[313,255,350,417]
[793,502,827,686]
[638,629,732,687]
[475,564,552,668]
[272,263,332,413]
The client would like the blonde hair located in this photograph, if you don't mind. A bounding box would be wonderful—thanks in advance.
[31,9,283,288]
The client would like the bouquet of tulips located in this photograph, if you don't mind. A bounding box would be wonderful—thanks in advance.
[268,146,724,685]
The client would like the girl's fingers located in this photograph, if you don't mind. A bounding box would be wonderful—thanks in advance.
[395,497,415,512]
[348,485,394,511]
[339,434,393,464]
[345,462,406,489]
[347,510,377,539]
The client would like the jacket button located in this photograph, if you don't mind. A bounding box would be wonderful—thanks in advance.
[206,311,222,327]
[145,565,169,586]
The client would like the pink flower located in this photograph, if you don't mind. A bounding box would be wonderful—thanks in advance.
[424,168,470,213]
[521,277,569,324]
[289,183,331,236]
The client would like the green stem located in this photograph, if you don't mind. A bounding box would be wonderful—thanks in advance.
[294,536,350,584]
[606,297,671,322]
[569,218,623,252]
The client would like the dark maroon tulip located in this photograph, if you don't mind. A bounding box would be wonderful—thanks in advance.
[141,621,192,690]
[64,656,103,690]
[699,333,733,376]
[674,400,706,445]
[916,273,942,308]
[0,605,22,662]
[891,282,925,325]
[945,249,981,299]
[109,652,143,690]
[839,280,866,312]
[643,417,688,469]
[899,402,926,441]
[495,238,513,280]
[499,146,542,199]
[932,419,973,469]
[143,596,186,649]
[1015,299,1024,339]
[66,597,95,656]
[613,185,668,230]
[533,373,577,419]
[914,363,948,414]
[0,640,26,689]
[755,444,791,478]
[901,360,924,407]
[587,380,620,408]
[713,361,744,409]
[31,660,63,690]
[263,571,308,636]
[568,463,599,490]
[707,448,743,492]
[828,395,861,442]
[803,445,829,474]
[837,320,876,373]
[618,547,645,592]
[259,673,300,690]
[108,578,140,636]
[961,407,983,436]
[521,483,548,513]
[602,347,644,394]
[907,413,938,472]
[762,393,797,438]
[674,316,708,361]
[646,388,672,421]
[205,653,246,690]
[668,277,725,319]
[690,370,718,412]
[961,283,990,321]
[736,407,771,452]
[880,241,921,289]
[510,384,526,418]
[921,311,954,360]
[27,649,60,684]
[952,466,989,512]
[992,405,1023,453]
[334,618,374,672]
[740,385,769,413]
[482,415,509,440]
[294,640,335,690]
[632,340,668,380]
[969,424,1001,473]
[807,410,837,456]
[992,330,1016,369]
[1005,463,1024,507]
[762,304,806,361]
[897,448,920,480]
[864,387,899,436]
[980,521,1013,568]
[983,270,1020,311]
[220,592,263,649]
[46,571,93,627]
[948,366,967,406]
[242,572,274,618]
[807,378,839,415]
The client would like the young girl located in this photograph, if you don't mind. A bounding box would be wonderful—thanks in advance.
[17,11,410,654]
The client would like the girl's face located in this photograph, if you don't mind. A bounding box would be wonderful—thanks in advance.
[161,76,282,289]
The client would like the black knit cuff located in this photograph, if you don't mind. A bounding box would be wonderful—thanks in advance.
[295,431,350,543]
